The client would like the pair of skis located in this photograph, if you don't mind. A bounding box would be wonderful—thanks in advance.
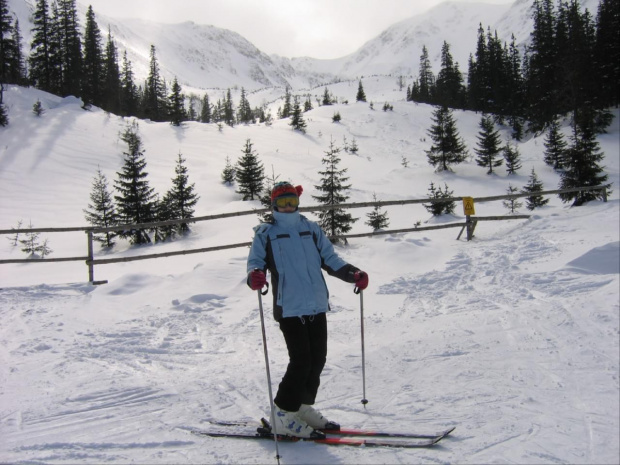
[191,418,455,448]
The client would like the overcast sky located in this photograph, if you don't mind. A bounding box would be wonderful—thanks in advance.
[83,0,516,59]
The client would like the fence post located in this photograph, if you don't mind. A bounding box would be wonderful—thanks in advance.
[466,215,473,241]
[86,230,94,283]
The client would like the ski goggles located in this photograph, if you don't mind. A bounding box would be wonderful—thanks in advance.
[273,196,299,208]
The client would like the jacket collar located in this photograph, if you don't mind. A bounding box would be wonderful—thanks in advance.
[273,210,301,229]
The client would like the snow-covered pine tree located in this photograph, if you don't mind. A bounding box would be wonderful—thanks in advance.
[522,168,549,210]
[143,45,167,121]
[366,193,389,231]
[356,80,366,102]
[166,152,199,234]
[503,184,523,213]
[221,156,235,185]
[543,118,568,170]
[503,143,522,175]
[423,182,456,216]
[474,114,503,174]
[114,123,157,244]
[84,168,118,248]
[19,221,52,257]
[425,105,467,172]
[235,139,264,200]
[289,95,306,133]
[28,0,54,93]
[304,95,313,112]
[312,138,357,244]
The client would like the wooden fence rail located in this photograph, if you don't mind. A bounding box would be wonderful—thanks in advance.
[0,184,610,284]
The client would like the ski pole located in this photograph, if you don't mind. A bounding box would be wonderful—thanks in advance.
[257,286,281,464]
[354,287,369,406]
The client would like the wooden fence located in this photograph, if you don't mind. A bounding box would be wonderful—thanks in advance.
[0,184,610,284]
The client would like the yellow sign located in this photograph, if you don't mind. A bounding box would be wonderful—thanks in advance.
[463,197,476,216]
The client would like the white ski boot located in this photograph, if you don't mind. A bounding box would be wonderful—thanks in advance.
[274,407,321,438]
[298,404,340,430]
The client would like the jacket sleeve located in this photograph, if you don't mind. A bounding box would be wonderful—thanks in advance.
[312,223,360,283]
[247,225,269,287]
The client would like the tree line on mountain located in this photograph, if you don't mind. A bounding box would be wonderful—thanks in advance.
[407,0,617,137]
[412,0,615,206]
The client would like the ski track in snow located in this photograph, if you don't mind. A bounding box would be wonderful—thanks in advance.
[1,210,618,464]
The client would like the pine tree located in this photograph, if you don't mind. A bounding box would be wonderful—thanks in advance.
[221,156,235,185]
[168,77,186,126]
[103,27,121,115]
[114,123,157,244]
[237,87,253,124]
[143,45,166,121]
[200,93,212,123]
[366,193,389,231]
[594,0,620,108]
[84,168,118,248]
[57,0,82,98]
[19,221,52,257]
[281,86,292,118]
[289,95,306,133]
[4,18,26,84]
[356,80,366,102]
[304,95,313,112]
[322,87,332,105]
[28,0,54,92]
[474,114,503,174]
[223,88,235,126]
[417,45,435,103]
[120,50,138,117]
[503,184,523,213]
[166,152,199,234]
[522,168,549,210]
[435,41,465,108]
[503,143,522,175]
[312,138,357,245]
[0,0,15,83]
[424,182,456,216]
[332,111,341,122]
[525,0,558,132]
[543,118,568,170]
[235,139,264,200]
[258,170,280,224]
[425,105,468,172]
[32,99,45,116]
[82,6,104,108]
[559,110,609,206]
[0,83,8,126]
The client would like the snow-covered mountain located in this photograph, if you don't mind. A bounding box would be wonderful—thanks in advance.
[7,0,602,92]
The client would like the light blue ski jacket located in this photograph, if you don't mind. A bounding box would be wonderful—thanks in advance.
[247,210,359,320]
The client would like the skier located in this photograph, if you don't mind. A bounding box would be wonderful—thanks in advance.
[247,181,369,438]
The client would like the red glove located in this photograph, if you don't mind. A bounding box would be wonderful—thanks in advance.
[249,269,267,290]
[354,271,369,291]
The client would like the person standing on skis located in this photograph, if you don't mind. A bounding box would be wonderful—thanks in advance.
[247,181,369,438]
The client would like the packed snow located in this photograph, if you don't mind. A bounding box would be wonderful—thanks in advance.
[1,79,618,464]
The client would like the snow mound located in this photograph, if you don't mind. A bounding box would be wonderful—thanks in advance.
[565,241,620,275]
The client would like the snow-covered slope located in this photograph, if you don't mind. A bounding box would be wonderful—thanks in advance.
[1,79,619,463]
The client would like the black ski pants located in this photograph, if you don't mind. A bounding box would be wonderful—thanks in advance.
[274,312,327,412]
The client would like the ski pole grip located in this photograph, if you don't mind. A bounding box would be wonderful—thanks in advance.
[261,282,269,296]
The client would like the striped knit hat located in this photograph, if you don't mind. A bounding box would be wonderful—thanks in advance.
[271,182,303,205]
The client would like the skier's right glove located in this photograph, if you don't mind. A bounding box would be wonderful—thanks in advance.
[248,269,267,290]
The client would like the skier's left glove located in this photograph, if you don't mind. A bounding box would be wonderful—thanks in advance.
[354,271,369,291]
